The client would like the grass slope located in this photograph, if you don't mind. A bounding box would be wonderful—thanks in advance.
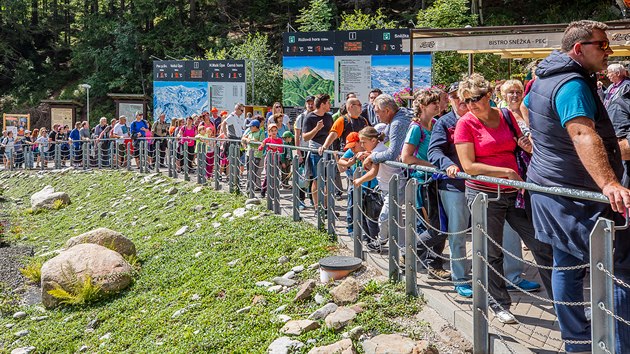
[0,170,423,353]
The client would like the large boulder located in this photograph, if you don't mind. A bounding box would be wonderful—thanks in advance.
[362,334,427,354]
[64,228,136,257]
[31,185,70,210]
[40,243,133,308]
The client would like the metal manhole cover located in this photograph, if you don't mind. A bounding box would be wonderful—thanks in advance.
[319,256,362,271]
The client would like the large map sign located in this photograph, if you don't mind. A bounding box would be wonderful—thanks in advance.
[283,29,432,107]
[153,60,246,122]
[3,114,30,136]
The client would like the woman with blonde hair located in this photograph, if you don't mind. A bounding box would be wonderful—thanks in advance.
[454,73,553,324]
[501,80,527,126]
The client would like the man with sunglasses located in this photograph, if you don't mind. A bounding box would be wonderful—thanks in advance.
[526,20,630,353]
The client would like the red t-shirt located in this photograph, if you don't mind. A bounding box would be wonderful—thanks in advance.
[454,110,521,192]
[259,137,284,153]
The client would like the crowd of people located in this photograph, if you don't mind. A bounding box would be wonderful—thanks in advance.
[3,19,630,352]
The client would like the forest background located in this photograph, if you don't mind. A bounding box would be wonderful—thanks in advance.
[0,0,627,121]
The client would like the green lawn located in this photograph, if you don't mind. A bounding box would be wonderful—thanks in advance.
[0,170,423,353]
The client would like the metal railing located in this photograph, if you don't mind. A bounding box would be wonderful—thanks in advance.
[1,136,627,354]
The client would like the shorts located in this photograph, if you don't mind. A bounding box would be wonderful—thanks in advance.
[308,152,323,179]
[132,139,142,157]
[118,143,127,158]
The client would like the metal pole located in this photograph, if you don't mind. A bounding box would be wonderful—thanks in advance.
[183,142,190,182]
[405,179,418,297]
[389,174,400,282]
[234,146,241,195]
[265,151,272,210]
[471,192,489,354]
[126,142,131,171]
[214,142,220,190]
[55,143,60,169]
[468,53,474,75]
[97,142,102,170]
[251,60,255,105]
[326,159,336,239]
[228,144,234,193]
[83,140,88,170]
[317,158,325,231]
[247,149,254,198]
[197,145,203,185]
[273,153,281,214]
[590,218,616,354]
[353,168,363,260]
[292,155,300,222]
[167,140,173,177]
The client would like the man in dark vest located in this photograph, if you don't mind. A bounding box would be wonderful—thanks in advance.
[526,20,630,353]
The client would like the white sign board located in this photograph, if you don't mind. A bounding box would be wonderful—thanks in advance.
[334,56,371,107]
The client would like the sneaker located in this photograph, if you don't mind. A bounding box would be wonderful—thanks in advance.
[298,202,306,210]
[427,268,451,280]
[366,241,385,253]
[585,306,592,322]
[455,284,473,298]
[347,227,353,234]
[506,279,541,292]
[335,193,343,201]
[493,309,517,324]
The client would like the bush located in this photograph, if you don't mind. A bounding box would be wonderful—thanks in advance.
[19,260,43,284]
[47,276,102,306]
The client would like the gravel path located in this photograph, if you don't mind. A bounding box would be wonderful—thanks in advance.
[0,245,33,290]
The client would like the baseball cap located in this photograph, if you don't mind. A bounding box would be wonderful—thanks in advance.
[25,130,31,134]
[344,132,360,151]
[268,123,278,130]
[305,95,315,102]
[211,107,218,113]
[248,120,260,128]
[448,82,459,94]
[282,131,294,139]
[220,110,228,116]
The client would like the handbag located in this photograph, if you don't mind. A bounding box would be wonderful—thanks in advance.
[362,187,384,221]
[501,108,531,209]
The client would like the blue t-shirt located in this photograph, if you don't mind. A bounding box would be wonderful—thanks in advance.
[404,122,432,181]
[69,128,81,149]
[342,149,377,189]
[524,78,596,127]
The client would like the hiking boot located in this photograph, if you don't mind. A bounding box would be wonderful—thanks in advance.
[455,284,473,298]
[427,268,451,280]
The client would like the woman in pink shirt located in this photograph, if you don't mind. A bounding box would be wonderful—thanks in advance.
[178,116,197,172]
[454,73,552,325]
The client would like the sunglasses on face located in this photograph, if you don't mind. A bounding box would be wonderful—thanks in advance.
[580,40,610,51]
[463,94,486,104]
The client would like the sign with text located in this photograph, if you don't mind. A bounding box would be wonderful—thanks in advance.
[3,114,30,137]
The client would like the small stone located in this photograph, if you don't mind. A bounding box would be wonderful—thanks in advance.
[227,259,239,267]
[193,205,204,212]
[308,263,320,270]
[191,294,200,301]
[193,330,200,335]
[314,293,326,305]
[10,347,36,354]
[272,305,287,314]
[99,332,111,341]
[172,308,187,318]
[236,306,251,314]
[78,345,88,352]
[330,278,360,305]
[350,302,367,314]
[256,281,273,287]
[324,307,356,331]
[307,339,318,345]
[249,215,262,220]
[273,277,296,287]
[233,208,247,217]
[166,187,178,195]
[245,198,261,205]
[31,315,49,321]
[267,336,304,354]
[362,334,423,354]
[308,303,338,321]
[341,326,364,340]
[174,226,188,236]
[5,323,14,328]
[194,251,203,258]
[267,285,283,293]
[282,271,295,279]
[275,314,292,323]
[278,256,290,264]
[138,205,148,211]
[307,339,354,354]
[99,211,108,218]
[192,186,203,193]
[291,265,304,273]
[12,311,27,319]
[221,212,232,219]
[14,329,29,337]
[212,222,221,228]
[245,204,257,210]
[294,279,316,302]
[252,295,266,305]
[296,247,307,255]
[280,319,320,336]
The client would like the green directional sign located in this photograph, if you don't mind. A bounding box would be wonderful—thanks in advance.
[383,32,391,41]
[289,36,296,43]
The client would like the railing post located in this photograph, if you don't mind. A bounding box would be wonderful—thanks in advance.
[273,153,281,214]
[326,159,336,238]
[54,143,61,169]
[590,218,616,354]
[247,148,254,198]
[83,140,88,170]
[317,157,325,231]
[183,142,190,182]
[197,144,203,185]
[292,155,300,222]
[214,142,220,190]
[234,145,241,195]
[126,142,131,171]
[97,142,102,170]
[265,151,272,210]
[154,140,160,173]
[471,192,490,354]
[389,175,400,282]
[167,140,173,177]
[353,168,363,260]
[405,178,418,297]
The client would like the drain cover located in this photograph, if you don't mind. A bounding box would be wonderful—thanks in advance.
[319,256,362,271]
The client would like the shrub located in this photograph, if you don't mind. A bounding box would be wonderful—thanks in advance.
[47,275,102,306]
[19,260,43,284]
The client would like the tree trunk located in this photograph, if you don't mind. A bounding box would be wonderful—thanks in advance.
[31,0,39,25]
[190,0,196,22]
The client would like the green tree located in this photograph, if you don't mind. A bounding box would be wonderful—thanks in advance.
[295,0,334,32]
[338,8,398,30]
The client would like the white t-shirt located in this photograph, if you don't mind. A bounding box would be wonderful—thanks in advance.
[294,110,309,148]
[373,142,399,193]
[113,123,130,144]
[224,112,245,138]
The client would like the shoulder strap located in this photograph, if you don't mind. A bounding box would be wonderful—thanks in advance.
[500,108,519,139]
